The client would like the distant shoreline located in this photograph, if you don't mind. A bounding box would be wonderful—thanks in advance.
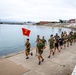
[0,23,76,30]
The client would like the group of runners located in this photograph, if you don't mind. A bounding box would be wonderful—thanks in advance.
[24,31,76,65]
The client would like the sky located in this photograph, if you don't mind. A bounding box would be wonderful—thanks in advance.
[0,0,76,22]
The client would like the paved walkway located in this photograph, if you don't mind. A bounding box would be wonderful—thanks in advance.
[0,58,28,75]
[0,43,76,75]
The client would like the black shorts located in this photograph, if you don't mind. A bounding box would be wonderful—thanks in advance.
[55,43,58,48]
[59,42,63,46]
[38,50,43,55]
[63,41,66,44]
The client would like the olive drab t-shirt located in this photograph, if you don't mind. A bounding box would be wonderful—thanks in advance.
[36,37,40,43]
[54,35,59,39]
[63,36,67,40]
[67,35,70,41]
[63,36,67,44]
[74,33,76,38]
[37,43,44,51]
[61,34,64,38]
[48,38,54,46]
[41,39,46,45]
[25,42,30,50]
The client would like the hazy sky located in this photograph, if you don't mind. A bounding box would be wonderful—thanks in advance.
[0,0,76,22]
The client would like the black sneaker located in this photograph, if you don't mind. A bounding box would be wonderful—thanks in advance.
[48,55,50,58]
[53,52,54,55]
[31,52,33,56]
[70,43,72,46]
[26,57,29,59]
[59,50,60,52]
[38,61,41,65]
[42,59,44,62]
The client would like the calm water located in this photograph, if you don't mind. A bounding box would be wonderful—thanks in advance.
[0,24,74,56]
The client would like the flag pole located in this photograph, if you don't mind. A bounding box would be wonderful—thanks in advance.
[23,36,26,44]
[22,35,25,53]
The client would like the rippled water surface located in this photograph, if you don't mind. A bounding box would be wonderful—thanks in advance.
[0,24,74,56]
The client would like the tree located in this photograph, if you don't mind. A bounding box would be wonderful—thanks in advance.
[59,19,63,23]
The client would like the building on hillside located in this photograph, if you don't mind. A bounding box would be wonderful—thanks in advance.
[69,19,76,23]
[40,21,49,25]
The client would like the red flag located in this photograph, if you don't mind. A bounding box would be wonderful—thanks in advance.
[22,28,31,37]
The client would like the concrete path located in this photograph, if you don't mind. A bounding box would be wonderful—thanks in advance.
[0,58,28,75]
[0,43,76,75]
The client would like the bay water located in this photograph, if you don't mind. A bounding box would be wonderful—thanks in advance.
[0,24,74,56]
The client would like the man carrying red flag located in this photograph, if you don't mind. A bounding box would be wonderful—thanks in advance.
[22,28,32,59]
[25,38,33,59]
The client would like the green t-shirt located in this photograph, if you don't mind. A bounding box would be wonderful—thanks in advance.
[63,36,67,40]
[36,37,40,43]
[74,33,76,38]
[70,34,74,39]
[61,34,64,38]
[54,35,59,39]
[25,42,30,50]
[37,43,44,51]
[41,39,46,44]
[48,38,54,46]
[67,35,70,41]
